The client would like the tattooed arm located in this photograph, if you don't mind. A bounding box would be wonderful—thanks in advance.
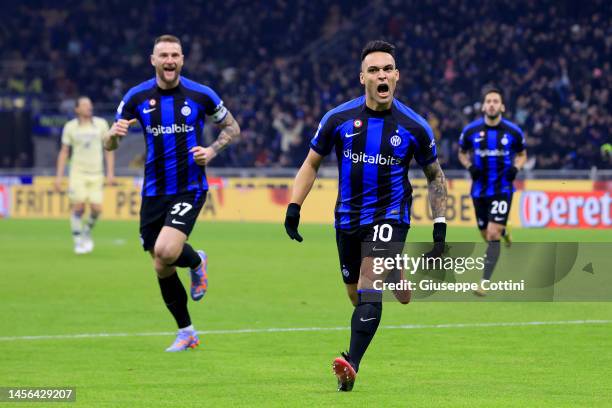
[191,111,241,166]
[211,111,240,153]
[422,159,448,255]
[422,160,448,219]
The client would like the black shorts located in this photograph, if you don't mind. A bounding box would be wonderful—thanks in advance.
[472,193,513,230]
[139,190,207,251]
[336,221,410,284]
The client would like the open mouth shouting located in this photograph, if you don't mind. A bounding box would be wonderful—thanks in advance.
[162,65,178,80]
[377,83,390,99]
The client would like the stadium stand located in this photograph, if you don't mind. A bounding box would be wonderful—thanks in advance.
[0,0,609,170]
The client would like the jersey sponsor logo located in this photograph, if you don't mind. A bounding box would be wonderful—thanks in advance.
[520,191,611,228]
[145,124,194,136]
[343,149,402,166]
[474,148,509,157]
[390,135,402,147]
[142,107,156,114]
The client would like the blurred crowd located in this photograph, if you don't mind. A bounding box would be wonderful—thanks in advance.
[1,0,610,169]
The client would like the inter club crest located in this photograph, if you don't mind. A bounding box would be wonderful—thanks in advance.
[390,135,402,147]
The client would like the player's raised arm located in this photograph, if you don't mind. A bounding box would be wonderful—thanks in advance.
[191,111,240,166]
[284,149,324,242]
[104,119,136,151]
[422,160,448,255]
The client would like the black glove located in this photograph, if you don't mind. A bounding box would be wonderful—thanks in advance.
[468,164,481,180]
[284,203,303,242]
[507,166,519,182]
[424,222,447,258]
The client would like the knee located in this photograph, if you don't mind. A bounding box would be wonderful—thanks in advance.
[90,205,102,216]
[73,204,85,215]
[486,229,501,241]
[154,243,180,265]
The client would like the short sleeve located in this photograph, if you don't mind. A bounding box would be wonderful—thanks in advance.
[458,128,472,151]
[309,113,338,156]
[202,87,228,123]
[512,128,526,153]
[115,92,137,121]
[414,122,437,167]
[61,122,73,146]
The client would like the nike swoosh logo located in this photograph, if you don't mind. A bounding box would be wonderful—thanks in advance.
[360,317,377,322]
[493,217,504,222]
[474,138,484,142]
[171,219,186,225]
[143,107,156,114]
[344,132,361,138]
[372,247,387,252]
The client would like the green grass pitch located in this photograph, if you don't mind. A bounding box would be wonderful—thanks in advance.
[1,220,611,407]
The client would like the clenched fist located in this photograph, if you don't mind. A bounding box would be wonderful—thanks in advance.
[190,146,217,166]
[109,118,137,139]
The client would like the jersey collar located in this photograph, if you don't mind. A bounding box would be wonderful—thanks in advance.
[362,100,393,117]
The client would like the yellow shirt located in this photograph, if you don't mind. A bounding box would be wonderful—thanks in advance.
[61,117,109,175]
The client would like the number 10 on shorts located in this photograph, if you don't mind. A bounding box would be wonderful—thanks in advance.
[373,224,393,242]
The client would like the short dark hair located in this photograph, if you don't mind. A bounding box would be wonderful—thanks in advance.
[483,87,504,102]
[361,40,395,61]
[154,34,181,47]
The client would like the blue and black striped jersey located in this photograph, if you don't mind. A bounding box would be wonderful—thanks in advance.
[310,96,437,231]
[115,77,228,197]
[459,117,526,198]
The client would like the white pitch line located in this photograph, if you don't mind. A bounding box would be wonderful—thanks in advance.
[0,320,610,342]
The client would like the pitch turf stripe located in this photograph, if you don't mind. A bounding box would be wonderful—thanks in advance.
[0,320,611,342]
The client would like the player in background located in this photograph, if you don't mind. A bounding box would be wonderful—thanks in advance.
[105,35,240,351]
[284,41,447,391]
[458,88,527,296]
[55,96,115,254]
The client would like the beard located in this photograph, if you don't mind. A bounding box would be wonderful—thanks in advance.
[157,66,180,85]
[485,111,501,120]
